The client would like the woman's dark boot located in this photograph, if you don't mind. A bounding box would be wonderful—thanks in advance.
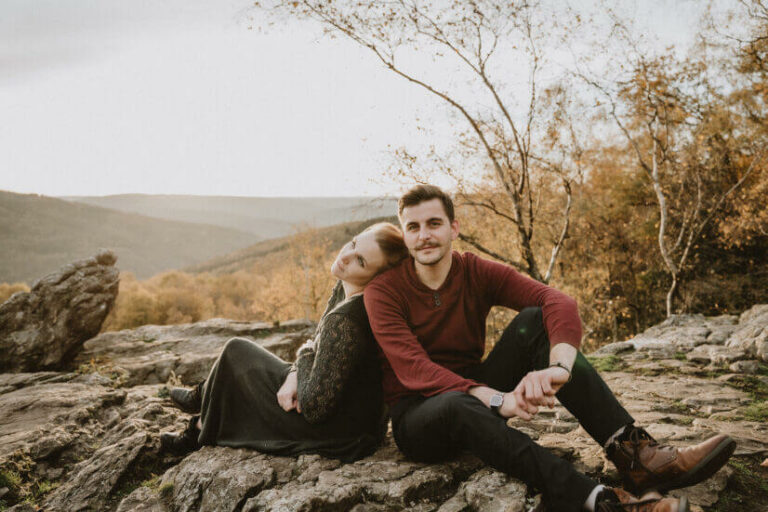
[595,487,688,512]
[160,416,201,456]
[169,381,204,413]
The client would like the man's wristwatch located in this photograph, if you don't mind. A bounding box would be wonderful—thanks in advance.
[489,393,504,416]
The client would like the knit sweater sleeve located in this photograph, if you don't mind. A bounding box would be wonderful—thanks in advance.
[364,281,480,396]
[471,254,582,348]
[295,311,365,424]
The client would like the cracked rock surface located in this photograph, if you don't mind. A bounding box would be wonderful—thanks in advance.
[1,272,767,511]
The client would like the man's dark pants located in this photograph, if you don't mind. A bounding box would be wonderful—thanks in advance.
[390,308,635,512]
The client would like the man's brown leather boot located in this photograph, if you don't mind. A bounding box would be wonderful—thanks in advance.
[606,426,736,494]
[595,487,689,512]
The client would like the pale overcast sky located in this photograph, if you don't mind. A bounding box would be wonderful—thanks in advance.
[1,0,719,197]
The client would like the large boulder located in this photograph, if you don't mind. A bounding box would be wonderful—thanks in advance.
[0,250,119,372]
[592,308,768,364]
[726,304,768,362]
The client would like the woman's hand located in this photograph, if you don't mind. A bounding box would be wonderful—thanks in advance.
[297,338,315,356]
[277,370,300,412]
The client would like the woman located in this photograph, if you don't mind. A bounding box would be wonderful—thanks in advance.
[160,222,408,462]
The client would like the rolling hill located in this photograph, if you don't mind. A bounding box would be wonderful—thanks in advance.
[0,191,261,283]
[64,194,399,240]
[184,215,399,275]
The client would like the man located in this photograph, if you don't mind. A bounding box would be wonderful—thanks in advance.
[363,185,735,512]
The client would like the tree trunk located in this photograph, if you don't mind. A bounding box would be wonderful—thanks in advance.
[666,274,679,318]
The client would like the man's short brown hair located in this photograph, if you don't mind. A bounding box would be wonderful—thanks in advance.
[398,184,455,223]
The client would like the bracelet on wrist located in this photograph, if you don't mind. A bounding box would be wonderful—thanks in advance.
[549,362,572,382]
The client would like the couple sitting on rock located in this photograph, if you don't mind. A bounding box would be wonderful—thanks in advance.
[162,185,735,512]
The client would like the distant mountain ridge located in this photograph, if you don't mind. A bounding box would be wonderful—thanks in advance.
[0,191,260,283]
[63,194,398,240]
[1,191,400,285]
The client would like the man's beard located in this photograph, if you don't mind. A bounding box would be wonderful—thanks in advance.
[412,243,445,265]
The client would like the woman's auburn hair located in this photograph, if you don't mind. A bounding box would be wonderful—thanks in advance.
[364,222,409,271]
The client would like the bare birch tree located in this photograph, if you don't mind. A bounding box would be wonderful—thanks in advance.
[256,0,583,283]
[581,52,763,317]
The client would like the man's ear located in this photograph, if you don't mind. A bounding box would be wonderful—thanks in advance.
[451,219,460,240]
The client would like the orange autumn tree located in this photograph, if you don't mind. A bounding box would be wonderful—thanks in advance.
[103,227,338,331]
[582,45,766,317]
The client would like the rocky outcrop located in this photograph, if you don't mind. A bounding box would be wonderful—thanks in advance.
[74,318,314,387]
[0,250,119,372]
[1,306,767,511]
[0,318,316,512]
[593,305,768,365]
[726,305,768,362]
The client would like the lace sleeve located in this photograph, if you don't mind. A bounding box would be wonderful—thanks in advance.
[295,311,365,424]
[319,280,345,320]
[290,281,346,372]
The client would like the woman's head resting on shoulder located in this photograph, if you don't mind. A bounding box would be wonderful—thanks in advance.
[331,222,409,290]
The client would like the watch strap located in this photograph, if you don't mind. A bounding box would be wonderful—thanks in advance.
[549,361,572,382]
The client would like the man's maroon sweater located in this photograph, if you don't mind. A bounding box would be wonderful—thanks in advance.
[363,251,582,406]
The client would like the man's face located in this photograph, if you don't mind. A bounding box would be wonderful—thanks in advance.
[399,198,459,266]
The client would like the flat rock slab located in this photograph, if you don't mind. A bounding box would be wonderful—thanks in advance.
[0,377,127,460]
[75,318,314,386]
[686,344,750,364]
[125,441,509,512]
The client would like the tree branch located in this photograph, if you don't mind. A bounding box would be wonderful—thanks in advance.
[457,233,526,271]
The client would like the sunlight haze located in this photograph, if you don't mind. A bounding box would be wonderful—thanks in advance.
[2,0,713,198]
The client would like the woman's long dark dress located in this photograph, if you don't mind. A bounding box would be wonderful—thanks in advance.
[197,284,386,462]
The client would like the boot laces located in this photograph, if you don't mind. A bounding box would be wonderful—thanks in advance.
[625,428,657,470]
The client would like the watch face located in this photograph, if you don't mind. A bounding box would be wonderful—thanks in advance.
[490,394,503,407]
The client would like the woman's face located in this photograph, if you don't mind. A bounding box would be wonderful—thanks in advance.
[330,229,387,287]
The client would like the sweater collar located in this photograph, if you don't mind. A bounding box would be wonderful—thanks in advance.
[404,251,461,293]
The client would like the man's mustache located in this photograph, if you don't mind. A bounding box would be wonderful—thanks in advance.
[415,243,439,250]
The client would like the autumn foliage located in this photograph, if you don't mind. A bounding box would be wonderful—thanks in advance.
[101,228,337,332]
[0,283,29,304]
[3,2,768,350]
